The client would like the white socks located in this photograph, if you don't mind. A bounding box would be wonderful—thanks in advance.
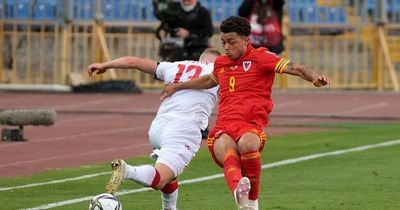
[249,199,259,210]
[161,189,178,210]
[125,164,178,209]
[125,164,157,187]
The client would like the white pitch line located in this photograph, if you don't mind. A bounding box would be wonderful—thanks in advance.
[274,100,303,109]
[20,138,400,210]
[337,102,388,115]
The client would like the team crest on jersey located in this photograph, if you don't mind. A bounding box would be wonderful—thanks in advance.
[243,61,251,72]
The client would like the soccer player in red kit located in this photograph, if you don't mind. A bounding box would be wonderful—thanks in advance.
[161,16,330,210]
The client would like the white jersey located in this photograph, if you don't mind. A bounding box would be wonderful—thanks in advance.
[155,60,218,130]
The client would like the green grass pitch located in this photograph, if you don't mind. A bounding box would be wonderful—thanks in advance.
[1,123,400,209]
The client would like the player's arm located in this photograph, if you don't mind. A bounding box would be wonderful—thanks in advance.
[87,57,157,77]
[160,74,218,100]
[281,62,331,87]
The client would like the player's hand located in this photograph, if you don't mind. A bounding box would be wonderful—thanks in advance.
[158,29,166,38]
[176,28,189,38]
[87,63,107,77]
[160,83,179,101]
[313,75,331,87]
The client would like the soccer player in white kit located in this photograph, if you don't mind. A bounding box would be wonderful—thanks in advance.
[87,48,220,210]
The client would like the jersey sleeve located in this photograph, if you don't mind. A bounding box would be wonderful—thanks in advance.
[259,50,290,74]
[211,56,225,83]
[155,62,175,82]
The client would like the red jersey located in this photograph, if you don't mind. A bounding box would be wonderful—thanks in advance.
[211,45,290,128]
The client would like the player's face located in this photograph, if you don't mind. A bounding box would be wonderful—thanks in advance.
[181,0,196,6]
[220,32,249,61]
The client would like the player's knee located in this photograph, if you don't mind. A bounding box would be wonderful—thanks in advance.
[152,182,165,190]
[238,135,261,154]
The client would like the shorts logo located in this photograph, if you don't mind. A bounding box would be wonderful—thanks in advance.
[243,61,251,72]
[185,144,191,150]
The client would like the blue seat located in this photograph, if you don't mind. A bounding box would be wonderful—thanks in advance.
[215,0,237,22]
[366,0,375,11]
[13,0,31,19]
[202,0,212,11]
[214,1,226,22]
[316,6,347,24]
[4,0,13,18]
[0,1,5,19]
[72,0,93,20]
[293,0,317,8]
[103,0,125,20]
[33,0,58,20]
[288,0,317,23]
[387,0,400,22]
[141,0,158,21]
[288,5,300,23]
[303,5,317,23]
[101,0,167,22]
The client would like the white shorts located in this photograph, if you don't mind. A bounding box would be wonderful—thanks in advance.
[148,116,202,177]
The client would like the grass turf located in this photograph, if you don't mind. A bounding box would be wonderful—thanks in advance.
[1,123,399,209]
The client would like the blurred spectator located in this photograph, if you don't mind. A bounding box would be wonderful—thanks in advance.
[238,0,285,54]
[153,0,213,61]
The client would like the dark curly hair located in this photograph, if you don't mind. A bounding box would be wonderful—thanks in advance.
[220,16,251,37]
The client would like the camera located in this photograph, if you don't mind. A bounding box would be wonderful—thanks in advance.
[153,0,186,60]
[159,36,185,61]
[153,0,184,24]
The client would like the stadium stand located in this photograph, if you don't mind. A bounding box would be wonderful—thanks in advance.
[33,0,58,20]
[0,0,398,23]
[73,0,93,20]
[288,0,347,24]
[0,0,399,91]
[366,0,400,22]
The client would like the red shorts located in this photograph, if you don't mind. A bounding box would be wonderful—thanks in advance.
[207,121,267,167]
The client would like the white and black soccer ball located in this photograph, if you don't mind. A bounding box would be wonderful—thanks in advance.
[88,193,122,210]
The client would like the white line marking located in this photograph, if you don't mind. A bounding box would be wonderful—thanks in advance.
[337,102,388,115]
[52,97,132,109]
[274,100,303,109]
[20,138,400,210]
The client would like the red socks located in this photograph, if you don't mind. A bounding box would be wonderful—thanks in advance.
[150,169,161,188]
[223,149,242,192]
[161,180,179,194]
[240,151,261,200]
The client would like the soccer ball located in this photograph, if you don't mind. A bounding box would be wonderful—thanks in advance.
[89,193,122,210]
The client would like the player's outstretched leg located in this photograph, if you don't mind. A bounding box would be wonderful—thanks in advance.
[105,159,127,195]
[234,176,251,210]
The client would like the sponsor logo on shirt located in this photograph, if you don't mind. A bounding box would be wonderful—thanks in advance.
[230,65,239,71]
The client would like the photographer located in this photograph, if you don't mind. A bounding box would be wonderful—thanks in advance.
[238,0,285,54]
[154,0,213,61]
